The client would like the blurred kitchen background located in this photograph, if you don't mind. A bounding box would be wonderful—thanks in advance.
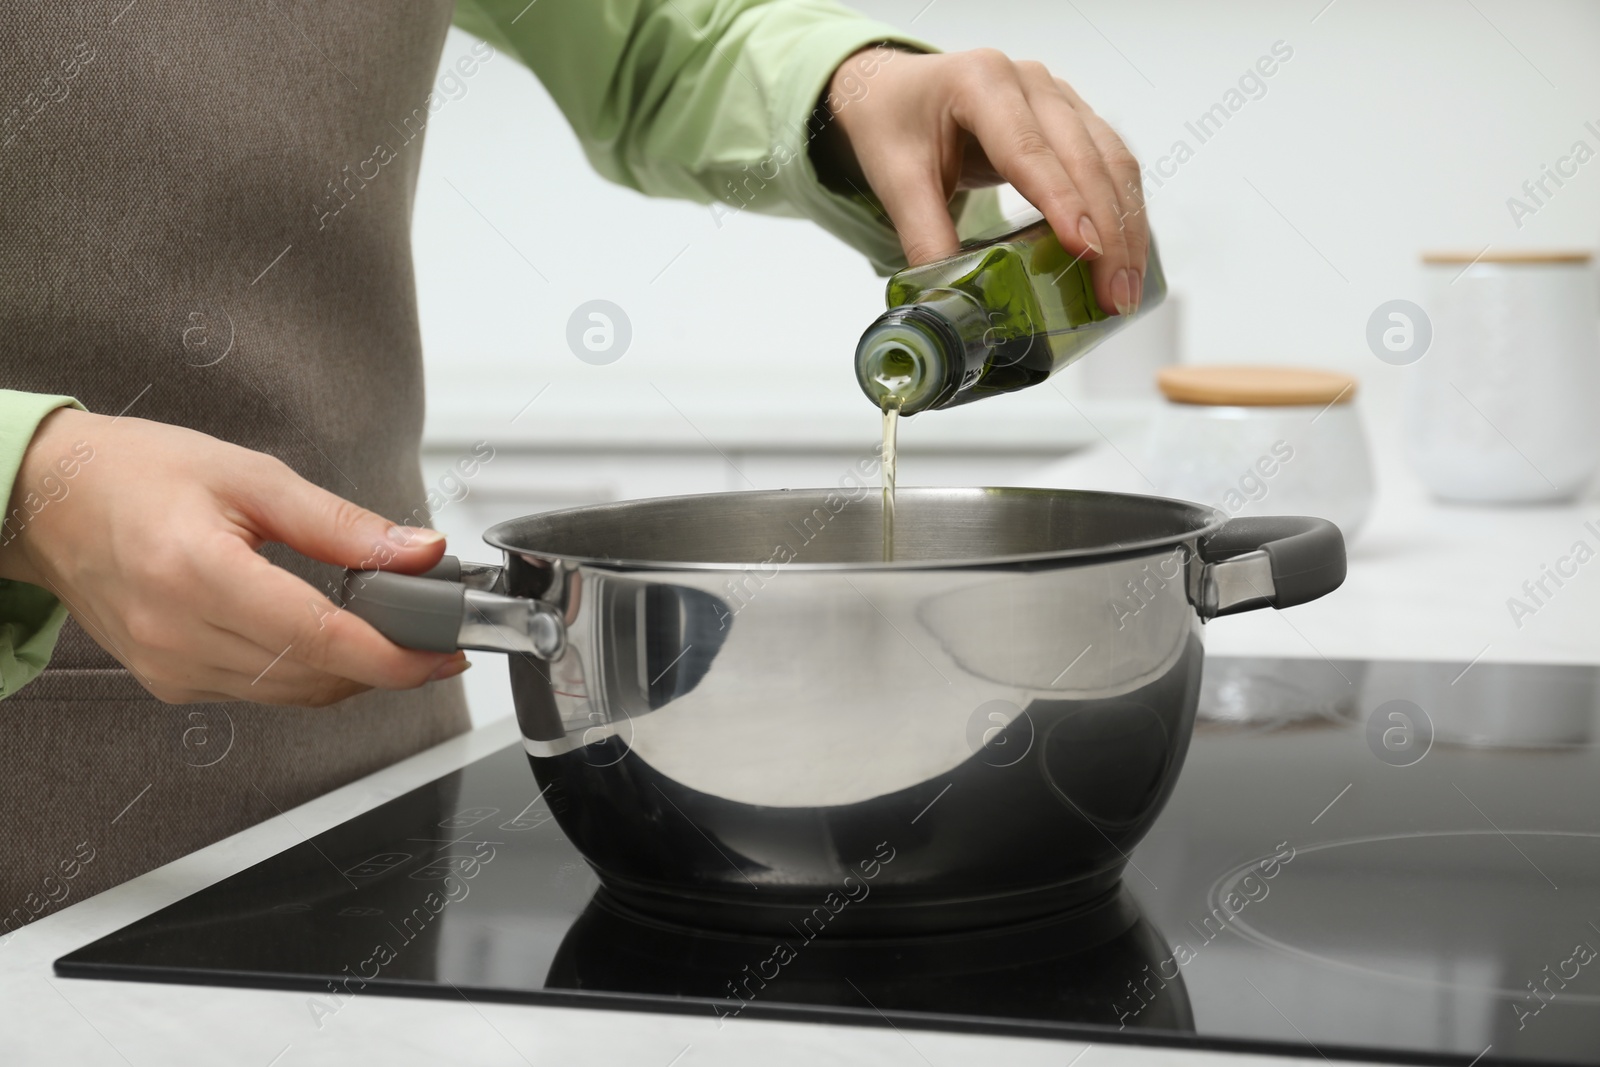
[412,0,1600,722]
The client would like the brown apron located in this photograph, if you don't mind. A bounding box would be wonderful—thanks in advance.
[0,2,471,931]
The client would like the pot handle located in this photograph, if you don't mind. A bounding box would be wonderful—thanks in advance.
[339,557,566,659]
[1197,516,1346,618]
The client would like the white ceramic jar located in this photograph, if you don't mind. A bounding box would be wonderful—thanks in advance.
[1407,251,1600,503]
[1145,366,1375,540]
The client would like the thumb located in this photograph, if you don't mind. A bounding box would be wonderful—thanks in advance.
[871,162,962,267]
[231,457,447,574]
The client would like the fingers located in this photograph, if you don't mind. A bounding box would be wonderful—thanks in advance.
[170,618,374,707]
[947,51,1106,271]
[217,457,467,695]
[1054,77,1150,301]
[940,51,1148,316]
[227,455,447,575]
[1011,61,1137,316]
[197,541,462,693]
[872,159,965,266]
[828,47,1148,302]
[134,617,371,706]
[119,539,463,705]
[822,45,963,266]
[211,646,375,708]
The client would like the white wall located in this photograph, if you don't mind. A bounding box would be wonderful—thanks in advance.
[413,0,1600,434]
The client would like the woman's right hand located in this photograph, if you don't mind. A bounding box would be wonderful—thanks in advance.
[0,407,469,706]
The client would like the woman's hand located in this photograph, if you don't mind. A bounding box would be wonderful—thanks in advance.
[816,46,1149,316]
[0,407,468,706]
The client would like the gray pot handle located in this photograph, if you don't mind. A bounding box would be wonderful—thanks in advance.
[1197,516,1346,618]
[340,557,565,659]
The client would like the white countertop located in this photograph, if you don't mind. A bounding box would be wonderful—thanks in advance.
[7,414,1595,1067]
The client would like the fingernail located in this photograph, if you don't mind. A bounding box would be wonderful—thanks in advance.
[388,525,445,547]
[1077,216,1104,256]
[1111,269,1136,316]
[429,657,471,682]
[1129,270,1143,314]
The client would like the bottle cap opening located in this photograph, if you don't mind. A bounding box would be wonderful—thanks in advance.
[856,315,949,414]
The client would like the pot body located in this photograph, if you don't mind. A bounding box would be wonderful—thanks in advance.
[491,489,1214,934]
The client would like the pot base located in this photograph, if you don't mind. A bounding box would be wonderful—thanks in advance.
[592,865,1130,938]
[544,883,1184,1030]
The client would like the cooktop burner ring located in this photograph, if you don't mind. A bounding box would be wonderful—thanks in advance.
[1210,828,1600,1004]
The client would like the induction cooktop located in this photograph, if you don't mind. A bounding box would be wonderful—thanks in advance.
[57,657,1600,1065]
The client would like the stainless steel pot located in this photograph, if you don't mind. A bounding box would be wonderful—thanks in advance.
[343,487,1344,935]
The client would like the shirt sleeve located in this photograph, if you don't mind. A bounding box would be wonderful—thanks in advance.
[0,390,85,700]
[452,0,1004,275]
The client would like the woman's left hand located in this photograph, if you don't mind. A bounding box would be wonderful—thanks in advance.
[816,46,1148,318]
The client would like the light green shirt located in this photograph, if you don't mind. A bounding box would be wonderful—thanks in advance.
[0,0,1000,699]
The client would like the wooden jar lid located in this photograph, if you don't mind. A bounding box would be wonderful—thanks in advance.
[1157,365,1357,407]
[1421,249,1592,265]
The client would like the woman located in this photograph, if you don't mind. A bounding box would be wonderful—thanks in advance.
[0,0,1147,931]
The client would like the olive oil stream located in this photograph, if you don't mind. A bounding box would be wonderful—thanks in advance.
[874,346,917,562]
[881,401,900,562]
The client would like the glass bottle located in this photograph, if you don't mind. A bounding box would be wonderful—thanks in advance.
[856,211,1166,414]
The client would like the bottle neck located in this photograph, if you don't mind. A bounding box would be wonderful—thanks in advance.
[855,288,993,414]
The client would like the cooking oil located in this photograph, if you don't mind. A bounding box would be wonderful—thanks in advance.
[880,400,900,561]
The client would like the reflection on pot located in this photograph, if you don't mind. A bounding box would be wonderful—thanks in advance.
[1041,699,1175,832]
[510,574,733,746]
[916,551,1196,698]
[546,884,1194,1035]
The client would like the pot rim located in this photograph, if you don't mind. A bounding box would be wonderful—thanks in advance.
[482,486,1230,574]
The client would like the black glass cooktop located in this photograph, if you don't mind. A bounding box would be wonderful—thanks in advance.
[58,657,1600,1065]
